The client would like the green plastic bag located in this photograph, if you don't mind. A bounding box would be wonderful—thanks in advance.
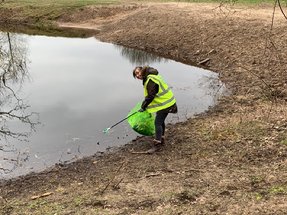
[127,103,155,136]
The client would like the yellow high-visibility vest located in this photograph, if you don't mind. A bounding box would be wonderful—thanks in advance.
[144,74,176,113]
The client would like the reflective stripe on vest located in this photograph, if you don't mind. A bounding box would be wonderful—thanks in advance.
[144,74,176,113]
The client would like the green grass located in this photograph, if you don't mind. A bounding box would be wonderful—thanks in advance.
[1,0,119,16]
[0,0,280,24]
[0,0,120,34]
[0,0,280,8]
[137,0,278,5]
[269,186,287,195]
[0,0,280,35]
[0,0,119,24]
[1,0,118,8]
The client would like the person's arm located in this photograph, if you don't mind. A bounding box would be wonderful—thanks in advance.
[141,79,159,110]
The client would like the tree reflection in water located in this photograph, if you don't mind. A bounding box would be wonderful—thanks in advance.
[115,45,168,65]
[198,74,228,103]
[0,32,39,174]
[117,45,227,105]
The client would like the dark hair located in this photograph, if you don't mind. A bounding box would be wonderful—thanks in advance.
[132,66,142,78]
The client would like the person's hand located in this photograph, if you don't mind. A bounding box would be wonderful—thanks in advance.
[138,108,145,112]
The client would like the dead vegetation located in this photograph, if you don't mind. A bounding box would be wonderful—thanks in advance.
[1,2,287,214]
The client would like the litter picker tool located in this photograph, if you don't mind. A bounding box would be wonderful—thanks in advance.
[103,111,138,134]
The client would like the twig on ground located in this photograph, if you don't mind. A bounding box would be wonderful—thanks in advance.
[99,160,126,195]
[145,172,162,178]
[112,177,124,190]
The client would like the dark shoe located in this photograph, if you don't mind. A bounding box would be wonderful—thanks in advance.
[161,137,165,145]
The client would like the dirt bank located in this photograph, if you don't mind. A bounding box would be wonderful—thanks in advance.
[1,2,287,214]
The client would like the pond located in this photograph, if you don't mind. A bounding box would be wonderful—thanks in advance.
[0,31,226,179]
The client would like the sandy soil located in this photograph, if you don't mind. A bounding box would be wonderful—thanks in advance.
[1,2,287,214]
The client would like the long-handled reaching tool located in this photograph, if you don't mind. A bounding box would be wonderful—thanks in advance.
[103,111,138,134]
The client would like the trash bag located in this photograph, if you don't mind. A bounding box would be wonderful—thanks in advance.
[127,103,155,136]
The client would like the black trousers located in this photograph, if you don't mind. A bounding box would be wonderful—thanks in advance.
[155,111,169,141]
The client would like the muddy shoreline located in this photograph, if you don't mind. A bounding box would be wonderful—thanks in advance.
[1,2,287,214]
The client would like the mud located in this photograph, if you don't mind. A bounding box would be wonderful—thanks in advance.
[1,2,287,215]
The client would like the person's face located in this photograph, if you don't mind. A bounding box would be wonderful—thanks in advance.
[135,68,143,80]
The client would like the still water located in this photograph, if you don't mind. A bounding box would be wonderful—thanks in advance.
[0,32,225,178]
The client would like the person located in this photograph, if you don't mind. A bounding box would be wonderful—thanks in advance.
[133,66,178,153]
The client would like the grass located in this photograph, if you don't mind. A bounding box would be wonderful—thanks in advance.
[137,0,277,4]
[0,0,279,9]
[0,0,279,29]
[253,185,287,201]
[201,119,265,143]
[0,0,121,36]
[1,0,118,7]
[0,0,119,26]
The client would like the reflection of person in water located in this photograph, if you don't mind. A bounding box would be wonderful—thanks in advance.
[133,66,178,153]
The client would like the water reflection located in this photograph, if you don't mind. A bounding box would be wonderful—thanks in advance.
[0,32,39,174]
[198,75,226,102]
[116,45,227,103]
[115,45,168,65]
[0,31,226,179]
[1,24,96,38]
